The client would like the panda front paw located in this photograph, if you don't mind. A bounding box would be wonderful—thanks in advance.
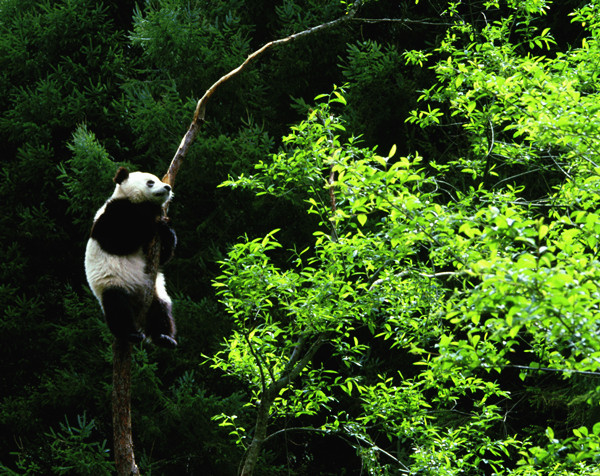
[153,334,178,349]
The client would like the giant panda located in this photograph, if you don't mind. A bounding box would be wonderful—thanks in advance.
[84,166,178,348]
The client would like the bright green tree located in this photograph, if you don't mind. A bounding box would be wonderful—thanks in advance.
[211,1,600,473]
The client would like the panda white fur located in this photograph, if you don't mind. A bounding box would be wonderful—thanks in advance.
[85,167,178,348]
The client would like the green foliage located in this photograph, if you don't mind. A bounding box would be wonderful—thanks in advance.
[44,413,113,475]
[216,91,519,473]
[3,413,113,475]
[215,3,600,464]
[130,0,252,90]
[341,40,417,151]
[129,0,261,124]
[136,370,245,474]
[59,124,122,228]
[0,0,127,145]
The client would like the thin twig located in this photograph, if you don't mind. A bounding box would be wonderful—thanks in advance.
[263,426,410,473]
[352,17,454,27]
[505,364,600,377]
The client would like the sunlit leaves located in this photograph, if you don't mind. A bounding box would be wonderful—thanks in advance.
[214,1,600,468]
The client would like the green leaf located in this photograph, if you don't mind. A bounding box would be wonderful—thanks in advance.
[332,90,347,105]
[388,144,397,158]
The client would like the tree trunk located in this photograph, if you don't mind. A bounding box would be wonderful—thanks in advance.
[111,216,160,476]
[240,390,274,476]
[112,339,140,476]
[239,335,326,476]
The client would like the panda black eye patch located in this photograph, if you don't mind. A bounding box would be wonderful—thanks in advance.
[147,180,155,187]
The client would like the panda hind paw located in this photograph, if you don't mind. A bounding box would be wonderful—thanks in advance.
[153,334,178,349]
[127,332,146,344]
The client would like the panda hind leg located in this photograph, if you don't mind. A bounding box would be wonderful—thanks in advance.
[102,287,145,344]
[146,295,177,348]
[146,273,177,349]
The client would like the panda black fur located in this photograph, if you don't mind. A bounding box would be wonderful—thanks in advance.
[85,167,178,348]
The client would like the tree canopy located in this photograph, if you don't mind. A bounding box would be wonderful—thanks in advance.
[2,0,600,474]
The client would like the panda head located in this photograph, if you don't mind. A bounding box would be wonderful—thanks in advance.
[111,167,173,205]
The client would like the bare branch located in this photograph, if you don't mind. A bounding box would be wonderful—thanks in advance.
[162,8,360,188]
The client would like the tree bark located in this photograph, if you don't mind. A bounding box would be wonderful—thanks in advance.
[239,334,326,476]
[239,387,276,476]
[112,339,140,476]
[111,235,160,475]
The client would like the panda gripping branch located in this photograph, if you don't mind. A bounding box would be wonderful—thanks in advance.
[85,167,178,348]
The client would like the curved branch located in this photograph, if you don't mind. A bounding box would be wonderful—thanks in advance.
[162,8,360,188]
[240,333,326,476]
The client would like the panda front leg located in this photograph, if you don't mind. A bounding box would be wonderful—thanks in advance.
[146,273,177,349]
[102,287,146,344]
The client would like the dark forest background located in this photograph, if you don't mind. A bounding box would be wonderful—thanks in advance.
[1,0,598,475]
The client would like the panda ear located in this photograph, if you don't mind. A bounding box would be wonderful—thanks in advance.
[114,167,130,184]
